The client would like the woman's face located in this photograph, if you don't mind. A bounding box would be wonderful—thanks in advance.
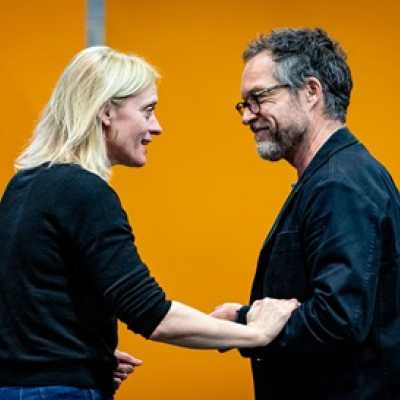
[103,83,162,167]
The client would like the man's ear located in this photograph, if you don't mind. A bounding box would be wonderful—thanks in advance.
[98,102,114,127]
[301,77,324,113]
[305,77,323,103]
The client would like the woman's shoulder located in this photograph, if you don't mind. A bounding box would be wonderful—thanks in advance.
[36,163,119,204]
[54,163,107,186]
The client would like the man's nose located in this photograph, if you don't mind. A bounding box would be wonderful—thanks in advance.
[242,107,257,126]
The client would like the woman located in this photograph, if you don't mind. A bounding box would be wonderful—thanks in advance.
[0,46,298,400]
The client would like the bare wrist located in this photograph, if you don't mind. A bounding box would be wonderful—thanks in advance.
[247,325,268,347]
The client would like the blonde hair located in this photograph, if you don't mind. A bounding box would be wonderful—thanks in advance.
[15,46,159,181]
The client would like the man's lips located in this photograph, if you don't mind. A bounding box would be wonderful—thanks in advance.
[252,126,270,139]
[251,125,269,134]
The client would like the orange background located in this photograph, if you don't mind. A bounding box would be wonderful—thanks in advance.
[1,1,400,399]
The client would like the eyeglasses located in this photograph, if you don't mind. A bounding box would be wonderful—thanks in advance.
[235,84,291,116]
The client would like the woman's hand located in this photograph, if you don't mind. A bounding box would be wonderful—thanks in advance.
[113,350,143,390]
[247,298,300,346]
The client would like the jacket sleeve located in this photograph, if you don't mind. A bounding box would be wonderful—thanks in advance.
[240,178,381,357]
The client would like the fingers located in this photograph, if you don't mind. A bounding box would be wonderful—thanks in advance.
[113,377,122,390]
[113,359,137,385]
[114,350,143,366]
[217,347,233,353]
[113,370,130,379]
[253,297,300,309]
[287,298,301,311]
[210,307,231,319]
[247,296,301,346]
[115,362,135,374]
[210,302,243,321]
[113,349,144,390]
[261,297,300,322]
[213,302,242,310]
[278,298,300,313]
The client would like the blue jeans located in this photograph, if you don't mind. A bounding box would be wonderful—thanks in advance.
[0,386,112,400]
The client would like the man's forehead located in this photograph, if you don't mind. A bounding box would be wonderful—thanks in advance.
[240,51,276,96]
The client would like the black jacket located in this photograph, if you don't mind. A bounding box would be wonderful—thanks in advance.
[240,128,400,399]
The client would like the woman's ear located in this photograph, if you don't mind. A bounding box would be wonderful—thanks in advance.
[98,102,113,127]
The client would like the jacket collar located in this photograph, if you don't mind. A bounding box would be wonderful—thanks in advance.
[293,127,358,193]
[258,127,358,253]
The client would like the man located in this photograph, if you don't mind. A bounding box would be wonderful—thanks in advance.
[212,28,400,399]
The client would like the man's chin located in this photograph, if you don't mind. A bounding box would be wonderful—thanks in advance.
[256,143,284,162]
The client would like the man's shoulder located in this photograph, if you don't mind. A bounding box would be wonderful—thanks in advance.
[300,143,399,216]
[307,141,392,191]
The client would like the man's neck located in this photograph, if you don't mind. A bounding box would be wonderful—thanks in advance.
[292,119,345,178]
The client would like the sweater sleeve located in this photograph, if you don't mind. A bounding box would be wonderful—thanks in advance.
[59,169,171,338]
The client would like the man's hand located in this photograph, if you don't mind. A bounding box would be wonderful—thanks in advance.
[210,302,243,321]
[210,302,243,353]
[113,350,143,390]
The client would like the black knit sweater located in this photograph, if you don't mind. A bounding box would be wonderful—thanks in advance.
[0,163,171,394]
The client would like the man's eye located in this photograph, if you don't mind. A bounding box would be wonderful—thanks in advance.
[258,95,274,104]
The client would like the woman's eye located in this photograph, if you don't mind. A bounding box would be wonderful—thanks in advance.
[144,107,154,119]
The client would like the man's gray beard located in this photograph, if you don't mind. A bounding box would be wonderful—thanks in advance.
[256,126,306,162]
[256,140,285,161]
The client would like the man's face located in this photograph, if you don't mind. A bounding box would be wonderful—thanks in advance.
[240,51,309,162]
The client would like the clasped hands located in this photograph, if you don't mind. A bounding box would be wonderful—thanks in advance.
[210,297,299,351]
[112,297,299,389]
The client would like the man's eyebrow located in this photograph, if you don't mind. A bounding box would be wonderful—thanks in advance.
[242,86,265,99]
[250,86,270,95]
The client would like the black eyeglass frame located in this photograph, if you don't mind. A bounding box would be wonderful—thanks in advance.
[235,84,291,115]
